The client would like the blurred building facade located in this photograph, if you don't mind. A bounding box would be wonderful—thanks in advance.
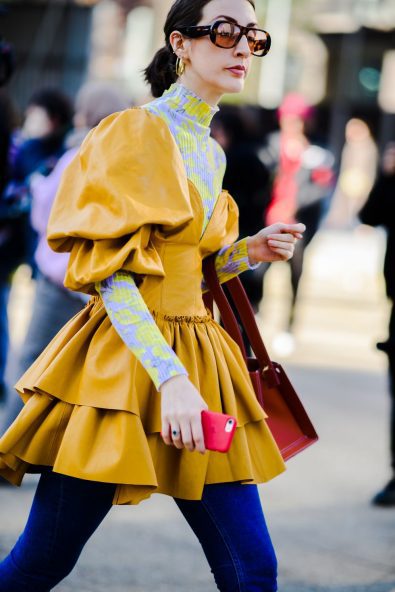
[1,0,395,156]
[300,0,395,155]
[1,0,93,112]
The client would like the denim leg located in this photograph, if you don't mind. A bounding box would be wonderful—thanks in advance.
[175,482,277,592]
[0,471,115,591]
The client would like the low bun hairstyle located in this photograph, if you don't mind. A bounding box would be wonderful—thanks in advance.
[144,0,256,98]
[144,45,176,99]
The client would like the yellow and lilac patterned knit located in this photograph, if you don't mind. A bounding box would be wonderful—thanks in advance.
[98,83,259,390]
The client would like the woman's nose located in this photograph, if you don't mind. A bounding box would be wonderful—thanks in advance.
[234,34,251,57]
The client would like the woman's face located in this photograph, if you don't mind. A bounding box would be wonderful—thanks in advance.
[173,0,258,103]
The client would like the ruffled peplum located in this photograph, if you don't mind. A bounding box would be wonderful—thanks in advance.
[0,297,285,504]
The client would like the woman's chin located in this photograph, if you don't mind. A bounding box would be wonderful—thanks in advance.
[217,77,246,95]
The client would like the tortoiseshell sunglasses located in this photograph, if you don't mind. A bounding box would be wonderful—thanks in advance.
[177,20,271,57]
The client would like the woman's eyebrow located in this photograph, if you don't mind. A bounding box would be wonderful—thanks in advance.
[211,15,259,27]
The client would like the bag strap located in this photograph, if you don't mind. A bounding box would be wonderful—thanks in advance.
[203,261,248,358]
[202,255,280,387]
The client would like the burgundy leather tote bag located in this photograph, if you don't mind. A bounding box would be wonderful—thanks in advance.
[203,255,318,461]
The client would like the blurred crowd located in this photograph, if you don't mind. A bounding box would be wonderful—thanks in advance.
[0,80,394,504]
[0,81,129,433]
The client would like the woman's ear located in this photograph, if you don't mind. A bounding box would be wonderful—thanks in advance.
[169,31,191,62]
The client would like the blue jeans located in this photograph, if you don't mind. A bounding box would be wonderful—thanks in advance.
[0,472,277,591]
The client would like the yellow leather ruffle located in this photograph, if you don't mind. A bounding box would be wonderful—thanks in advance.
[0,392,285,504]
[0,298,286,503]
[12,298,267,423]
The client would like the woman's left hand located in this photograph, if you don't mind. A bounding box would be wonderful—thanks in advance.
[246,222,306,264]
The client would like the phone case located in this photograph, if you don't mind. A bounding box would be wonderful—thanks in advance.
[201,410,237,453]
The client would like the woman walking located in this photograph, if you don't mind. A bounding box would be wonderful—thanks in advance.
[0,1,304,590]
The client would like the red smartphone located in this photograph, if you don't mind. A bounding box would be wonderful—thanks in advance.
[201,410,237,453]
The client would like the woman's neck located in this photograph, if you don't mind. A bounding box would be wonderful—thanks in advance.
[177,72,223,107]
[159,82,219,129]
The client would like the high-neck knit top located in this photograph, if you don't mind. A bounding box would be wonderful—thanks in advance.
[144,83,224,235]
[98,84,257,389]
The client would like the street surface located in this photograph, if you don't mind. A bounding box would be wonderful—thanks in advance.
[1,227,394,592]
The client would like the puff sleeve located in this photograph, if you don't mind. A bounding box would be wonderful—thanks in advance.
[47,108,193,294]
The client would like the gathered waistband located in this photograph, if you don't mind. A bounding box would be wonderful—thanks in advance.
[150,309,213,324]
[86,294,213,324]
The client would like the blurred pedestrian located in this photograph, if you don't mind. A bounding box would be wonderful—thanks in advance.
[3,87,73,275]
[212,105,271,311]
[0,88,73,402]
[257,93,335,354]
[328,117,378,229]
[0,81,130,441]
[0,1,305,590]
[359,141,395,507]
[0,90,19,402]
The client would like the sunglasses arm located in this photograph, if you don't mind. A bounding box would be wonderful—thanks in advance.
[177,25,212,39]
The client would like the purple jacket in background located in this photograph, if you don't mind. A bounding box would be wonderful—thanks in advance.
[30,148,78,290]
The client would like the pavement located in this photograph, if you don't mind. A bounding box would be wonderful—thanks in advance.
[1,227,395,592]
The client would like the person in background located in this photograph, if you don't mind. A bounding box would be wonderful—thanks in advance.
[0,81,130,443]
[211,105,271,311]
[0,90,18,403]
[4,87,74,276]
[258,93,335,354]
[0,91,15,198]
[359,141,395,507]
[328,118,378,229]
[12,87,73,180]
[0,88,73,401]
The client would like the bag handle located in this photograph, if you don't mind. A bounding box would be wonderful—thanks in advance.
[202,255,280,387]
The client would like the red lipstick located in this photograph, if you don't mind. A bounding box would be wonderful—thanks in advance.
[226,65,246,77]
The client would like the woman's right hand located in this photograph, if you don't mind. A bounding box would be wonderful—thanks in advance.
[160,375,208,454]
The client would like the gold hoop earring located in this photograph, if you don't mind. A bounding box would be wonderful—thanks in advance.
[175,57,185,77]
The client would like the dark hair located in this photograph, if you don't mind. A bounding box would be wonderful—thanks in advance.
[28,87,74,129]
[144,0,255,98]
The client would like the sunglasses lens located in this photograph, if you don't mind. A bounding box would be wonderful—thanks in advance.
[213,22,270,56]
[214,22,240,48]
[248,30,269,56]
